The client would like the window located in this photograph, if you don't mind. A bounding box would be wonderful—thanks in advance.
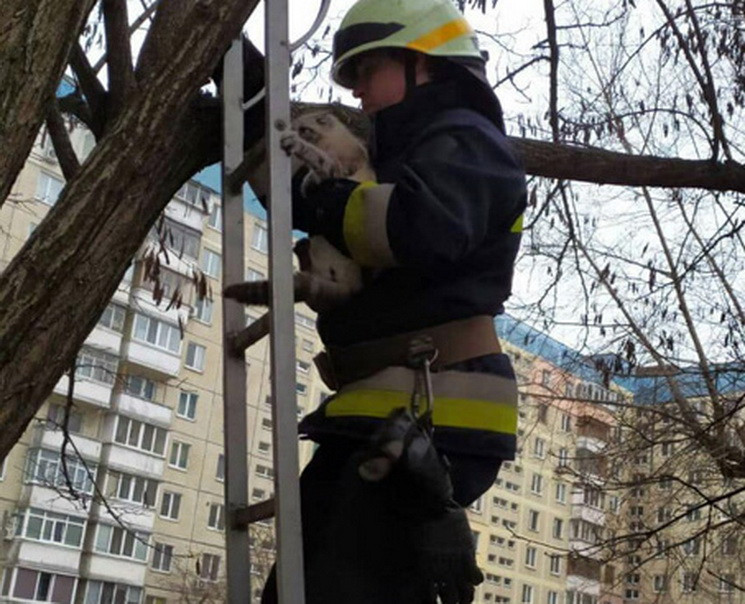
[686,504,702,522]
[682,572,697,593]
[194,297,213,323]
[302,338,314,352]
[528,510,539,532]
[160,491,182,520]
[533,438,545,459]
[256,464,274,479]
[682,537,700,556]
[537,404,548,423]
[521,584,533,604]
[524,546,536,568]
[552,518,563,539]
[549,555,560,575]
[252,488,266,501]
[201,249,221,278]
[657,507,672,524]
[216,454,225,481]
[200,553,221,581]
[35,172,64,205]
[560,413,571,432]
[46,403,83,434]
[208,203,222,230]
[470,497,483,514]
[541,370,551,387]
[169,441,191,470]
[175,181,210,208]
[557,448,569,467]
[295,312,316,330]
[721,536,737,555]
[624,589,639,600]
[208,503,225,531]
[177,391,198,420]
[152,543,173,572]
[16,507,86,547]
[261,417,273,430]
[34,572,53,601]
[547,592,558,604]
[25,448,96,494]
[98,303,126,332]
[85,581,142,604]
[246,268,265,282]
[75,347,118,385]
[114,416,167,456]
[719,575,735,593]
[296,382,308,396]
[111,471,157,507]
[258,441,271,454]
[297,360,311,374]
[660,442,674,456]
[150,217,201,259]
[653,575,667,593]
[124,375,156,401]
[132,313,181,354]
[94,525,149,561]
[251,224,268,253]
[555,483,566,503]
[185,342,206,371]
[530,473,543,495]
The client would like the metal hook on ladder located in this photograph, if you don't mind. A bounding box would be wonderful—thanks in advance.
[242,0,332,111]
[221,0,305,601]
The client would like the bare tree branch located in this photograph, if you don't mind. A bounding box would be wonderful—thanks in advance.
[102,0,135,119]
[45,100,81,180]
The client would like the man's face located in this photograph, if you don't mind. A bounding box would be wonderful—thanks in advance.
[350,51,428,116]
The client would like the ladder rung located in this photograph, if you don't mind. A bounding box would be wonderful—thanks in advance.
[229,312,271,355]
[233,497,276,528]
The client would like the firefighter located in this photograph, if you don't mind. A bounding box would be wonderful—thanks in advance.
[262,0,526,601]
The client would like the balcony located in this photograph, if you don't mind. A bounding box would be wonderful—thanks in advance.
[21,485,93,515]
[80,552,147,586]
[567,555,602,591]
[53,375,112,409]
[100,443,164,479]
[130,287,191,328]
[91,503,156,533]
[122,339,180,377]
[84,326,122,355]
[113,393,171,428]
[577,436,606,454]
[164,195,208,233]
[570,501,605,527]
[33,425,101,461]
[10,540,82,574]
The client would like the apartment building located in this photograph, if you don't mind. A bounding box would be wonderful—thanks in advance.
[1,119,640,604]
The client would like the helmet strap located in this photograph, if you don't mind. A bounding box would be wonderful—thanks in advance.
[404,52,418,98]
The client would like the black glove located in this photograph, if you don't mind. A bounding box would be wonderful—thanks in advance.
[290,174,358,254]
[356,409,484,604]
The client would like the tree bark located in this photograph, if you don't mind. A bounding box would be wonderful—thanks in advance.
[0,0,257,461]
[0,0,96,208]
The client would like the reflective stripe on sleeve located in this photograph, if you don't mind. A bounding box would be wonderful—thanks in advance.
[510,214,524,233]
[342,182,398,268]
[325,367,518,435]
[406,18,473,53]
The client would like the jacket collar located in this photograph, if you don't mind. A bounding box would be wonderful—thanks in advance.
[369,80,468,168]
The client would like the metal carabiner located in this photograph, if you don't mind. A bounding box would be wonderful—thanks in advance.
[407,336,438,427]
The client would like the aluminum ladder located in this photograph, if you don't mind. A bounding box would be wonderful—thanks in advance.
[219,0,305,601]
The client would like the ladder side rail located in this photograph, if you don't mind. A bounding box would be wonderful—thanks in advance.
[265,0,306,601]
[221,38,252,604]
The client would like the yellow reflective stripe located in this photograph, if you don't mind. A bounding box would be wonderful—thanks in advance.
[510,214,524,233]
[325,389,518,434]
[342,181,397,267]
[406,18,473,53]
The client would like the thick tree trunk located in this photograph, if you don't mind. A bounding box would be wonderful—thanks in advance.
[0,0,256,461]
[0,0,95,207]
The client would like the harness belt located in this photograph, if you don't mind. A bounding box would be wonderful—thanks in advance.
[314,315,502,390]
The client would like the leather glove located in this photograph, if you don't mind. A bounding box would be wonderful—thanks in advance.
[356,409,484,603]
[290,175,358,253]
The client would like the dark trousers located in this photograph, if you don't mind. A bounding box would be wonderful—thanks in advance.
[261,438,501,604]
